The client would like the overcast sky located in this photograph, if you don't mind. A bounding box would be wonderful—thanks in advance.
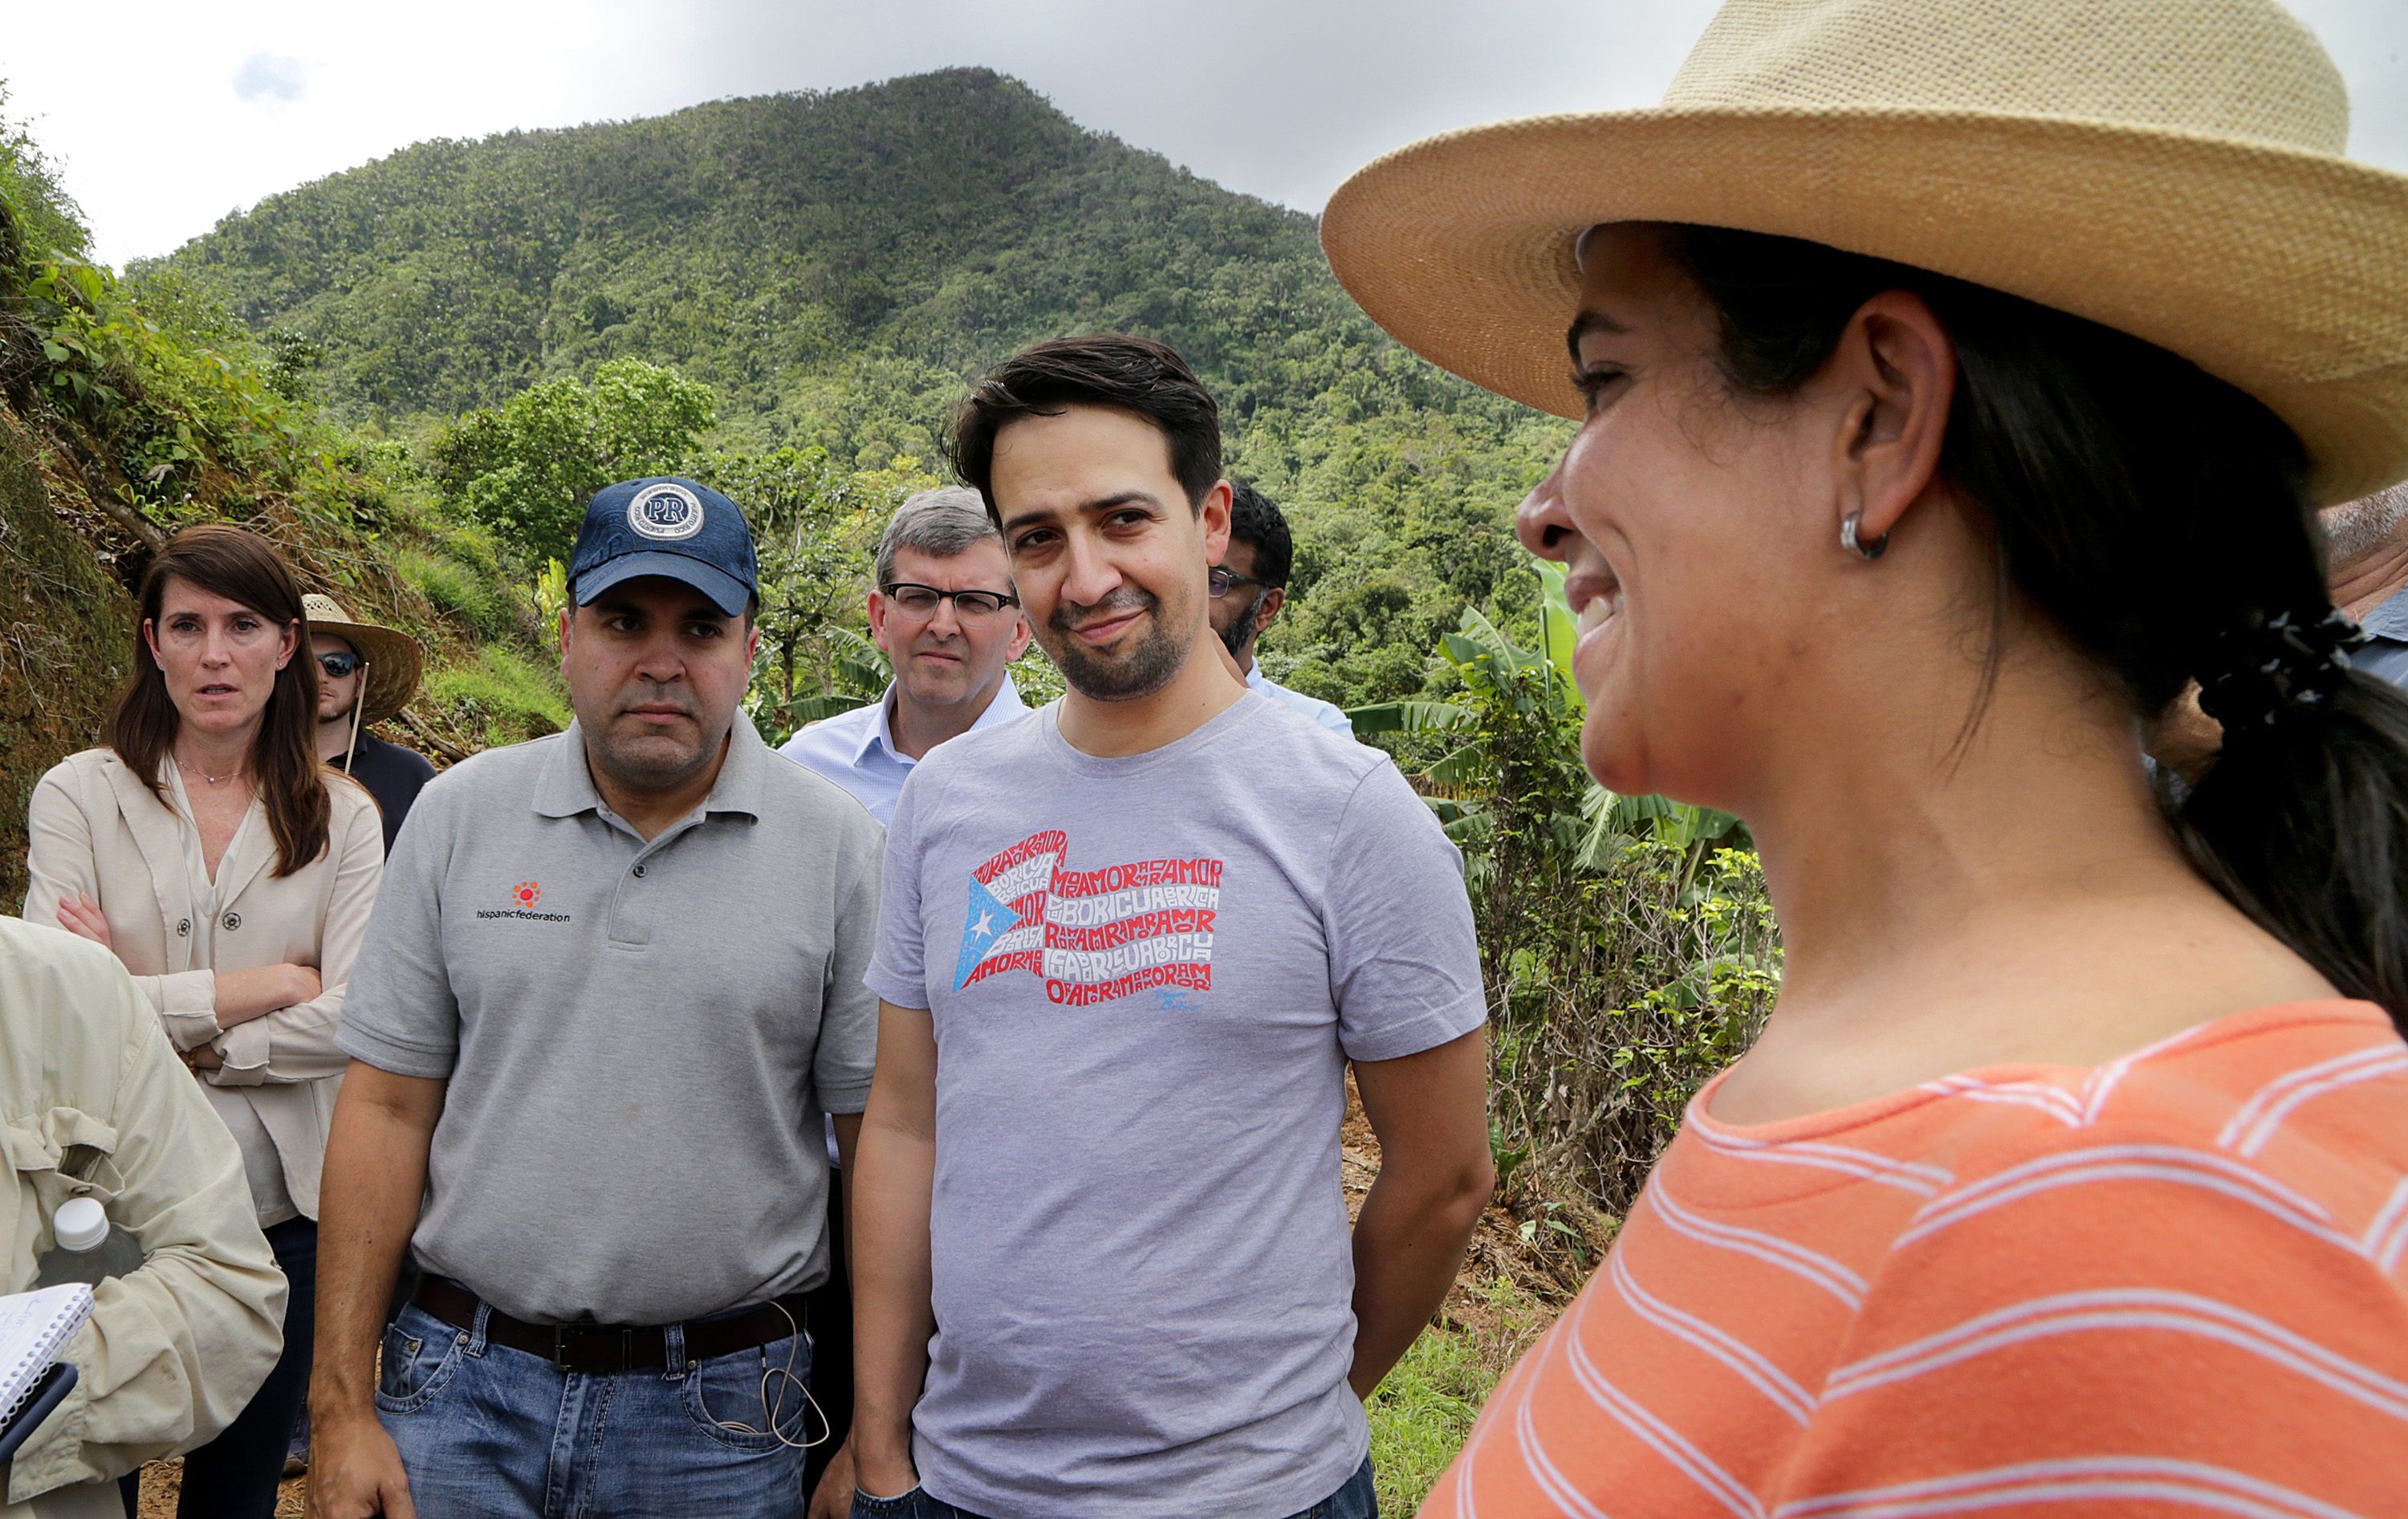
[6,0,2406,270]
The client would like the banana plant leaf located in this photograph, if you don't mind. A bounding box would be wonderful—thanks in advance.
[1345,698,1476,735]
[1534,560,1581,703]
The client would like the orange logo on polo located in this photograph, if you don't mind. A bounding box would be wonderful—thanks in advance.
[513,882,542,908]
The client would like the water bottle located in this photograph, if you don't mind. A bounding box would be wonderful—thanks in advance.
[32,1196,143,1287]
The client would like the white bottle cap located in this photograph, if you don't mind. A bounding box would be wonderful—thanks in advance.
[53,1196,108,1253]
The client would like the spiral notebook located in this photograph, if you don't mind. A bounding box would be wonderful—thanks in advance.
[0,1284,92,1431]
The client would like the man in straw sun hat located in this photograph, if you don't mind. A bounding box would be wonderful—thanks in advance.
[302,593,433,857]
[1323,0,2408,1514]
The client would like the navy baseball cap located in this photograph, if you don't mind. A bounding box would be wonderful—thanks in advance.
[569,477,758,617]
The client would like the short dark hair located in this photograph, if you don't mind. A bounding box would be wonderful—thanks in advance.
[1226,481,1293,588]
[948,335,1221,520]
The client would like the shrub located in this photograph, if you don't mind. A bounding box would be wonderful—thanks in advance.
[1356,600,1780,1215]
[1489,841,1778,1213]
[432,358,718,564]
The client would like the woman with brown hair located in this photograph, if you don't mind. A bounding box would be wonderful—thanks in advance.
[1324,0,2408,1513]
[23,523,383,1517]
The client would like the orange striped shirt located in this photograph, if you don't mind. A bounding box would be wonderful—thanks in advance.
[1425,1001,2408,1517]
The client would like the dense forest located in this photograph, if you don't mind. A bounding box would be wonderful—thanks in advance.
[153,67,1572,713]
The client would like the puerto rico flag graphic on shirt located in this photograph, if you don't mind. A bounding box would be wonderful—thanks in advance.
[954,829,1222,1005]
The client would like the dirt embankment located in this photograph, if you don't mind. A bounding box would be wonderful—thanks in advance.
[1339,1078,1609,1347]
[0,407,138,910]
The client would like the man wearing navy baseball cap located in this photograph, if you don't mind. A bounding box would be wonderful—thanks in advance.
[572,476,760,618]
[311,477,887,1517]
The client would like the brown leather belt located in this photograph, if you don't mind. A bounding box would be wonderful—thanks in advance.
[411,1276,807,1373]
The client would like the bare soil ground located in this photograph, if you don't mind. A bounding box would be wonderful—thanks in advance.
[1338,1076,1608,1351]
[129,1464,305,1517]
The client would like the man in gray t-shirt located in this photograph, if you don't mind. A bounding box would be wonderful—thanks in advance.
[846,337,1493,1519]
[311,479,885,1519]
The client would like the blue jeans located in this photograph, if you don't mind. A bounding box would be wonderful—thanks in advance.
[851,1454,1379,1519]
[379,1301,814,1518]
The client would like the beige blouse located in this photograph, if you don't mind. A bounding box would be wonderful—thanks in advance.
[159,764,292,1228]
[21,748,383,1220]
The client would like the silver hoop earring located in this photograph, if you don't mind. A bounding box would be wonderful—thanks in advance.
[1841,511,1889,561]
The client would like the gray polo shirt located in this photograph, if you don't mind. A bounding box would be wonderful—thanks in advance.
[339,717,883,1325]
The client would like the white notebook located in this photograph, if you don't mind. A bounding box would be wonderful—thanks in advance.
[0,1285,92,1426]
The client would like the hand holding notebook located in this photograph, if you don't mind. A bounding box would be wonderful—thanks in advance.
[0,1285,92,1464]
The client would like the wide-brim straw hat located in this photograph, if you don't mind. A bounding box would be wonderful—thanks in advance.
[1321,0,2408,505]
[300,593,424,726]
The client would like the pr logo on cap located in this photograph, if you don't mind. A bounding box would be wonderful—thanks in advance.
[627,483,706,542]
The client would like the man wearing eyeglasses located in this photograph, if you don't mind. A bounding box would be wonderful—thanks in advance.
[1210,483,1354,737]
[776,485,1030,1516]
[779,487,1034,829]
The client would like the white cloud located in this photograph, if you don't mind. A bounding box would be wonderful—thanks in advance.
[230,51,307,105]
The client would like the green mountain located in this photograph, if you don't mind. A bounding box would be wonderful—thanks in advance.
[156,69,1568,707]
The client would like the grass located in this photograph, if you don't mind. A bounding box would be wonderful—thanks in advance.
[1367,1277,1553,1513]
[425,645,570,747]
[395,544,517,641]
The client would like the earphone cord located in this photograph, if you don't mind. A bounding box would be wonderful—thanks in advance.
[706,1299,828,1452]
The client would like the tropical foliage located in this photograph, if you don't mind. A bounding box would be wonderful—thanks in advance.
[432,359,718,563]
[3,68,1780,1225]
[1356,583,1776,1216]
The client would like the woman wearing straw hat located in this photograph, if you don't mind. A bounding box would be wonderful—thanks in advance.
[1324,0,2408,1512]
[302,593,433,857]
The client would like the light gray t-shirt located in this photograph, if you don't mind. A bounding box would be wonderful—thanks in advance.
[865,692,1486,1519]
[339,719,883,1325]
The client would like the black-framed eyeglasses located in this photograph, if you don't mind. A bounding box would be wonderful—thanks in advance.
[882,583,1019,622]
[1207,567,1272,600]
[316,652,364,679]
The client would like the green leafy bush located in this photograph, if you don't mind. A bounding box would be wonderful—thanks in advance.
[432,358,718,564]
[1356,597,1780,1214]
[692,444,895,723]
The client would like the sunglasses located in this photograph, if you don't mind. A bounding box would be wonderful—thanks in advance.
[317,652,364,679]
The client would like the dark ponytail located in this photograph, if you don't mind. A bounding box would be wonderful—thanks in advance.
[2179,662,2408,1024]
[1664,224,2408,1028]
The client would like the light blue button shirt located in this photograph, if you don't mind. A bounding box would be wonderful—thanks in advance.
[1246,664,1355,736]
[2353,584,2408,691]
[780,673,1029,1167]
[778,673,1030,827]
